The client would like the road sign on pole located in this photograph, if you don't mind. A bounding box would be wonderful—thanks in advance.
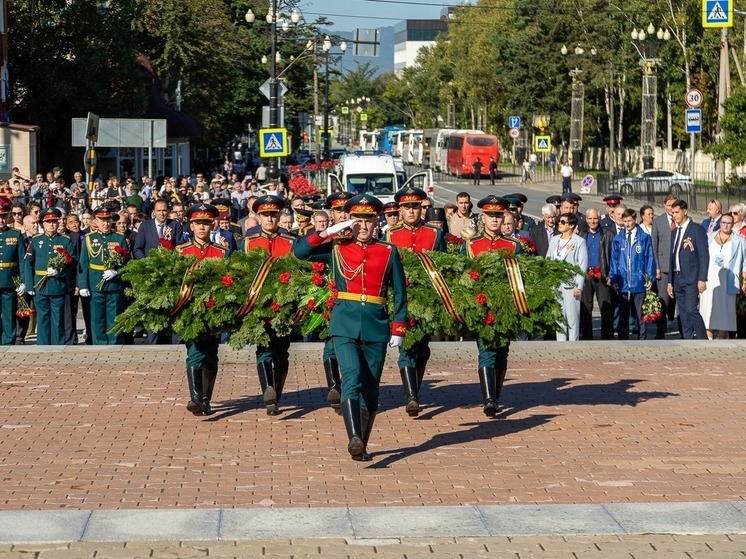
[260,79,288,100]
[686,109,702,134]
[703,0,732,27]
[685,89,704,108]
[535,135,551,153]
[508,116,521,129]
[259,128,289,158]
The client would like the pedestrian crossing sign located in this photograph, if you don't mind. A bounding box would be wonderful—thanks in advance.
[703,0,732,27]
[259,128,288,158]
[535,135,551,153]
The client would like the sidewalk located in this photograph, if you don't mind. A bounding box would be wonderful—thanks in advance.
[0,341,744,557]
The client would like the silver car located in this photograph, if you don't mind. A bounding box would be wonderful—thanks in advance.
[612,169,691,197]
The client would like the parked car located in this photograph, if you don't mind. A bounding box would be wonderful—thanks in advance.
[611,169,691,197]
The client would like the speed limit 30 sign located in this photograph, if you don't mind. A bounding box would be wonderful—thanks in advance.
[686,89,703,108]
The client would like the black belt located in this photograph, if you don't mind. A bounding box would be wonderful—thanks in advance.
[673,271,681,274]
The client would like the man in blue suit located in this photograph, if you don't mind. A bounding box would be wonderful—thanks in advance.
[667,199,709,339]
[700,199,723,234]
[133,199,184,258]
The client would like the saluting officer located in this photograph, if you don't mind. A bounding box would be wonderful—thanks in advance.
[0,199,27,345]
[462,196,521,417]
[78,207,130,344]
[386,186,446,417]
[23,208,77,345]
[177,203,229,416]
[318,191,353,410]
[243,194,296,415]
[294,195,407,462]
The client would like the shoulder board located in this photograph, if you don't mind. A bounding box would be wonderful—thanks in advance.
[422,223,441,232]
[175,241,193,251]
[389,223,405,233]
[277,233,296,241]
[377,240,395,250]
[245,232,261,240]
[211,243,229,254]
[32,233,44,239]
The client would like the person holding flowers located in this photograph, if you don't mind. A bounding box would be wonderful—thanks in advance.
[294,195,407,462]
[386,186,445,418]
[78,206,130,344]
[22,207,76,345]
[243,194,296,415]
[462,196,521,417]
[609,208,656,340]
[175,203,229,416]
[0,199,27,345]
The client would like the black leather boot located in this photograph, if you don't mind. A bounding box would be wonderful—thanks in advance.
[399,367,420,417]
[185,366,205,415]
[358,408,377,462]
[269,369,288,416]
[478,367,497,417]
[495,369,508,409]
[341,399,364,459]
[257,362,277,414]
[416,368,426,391]
[201,369,218,416]
[323,359,342,409]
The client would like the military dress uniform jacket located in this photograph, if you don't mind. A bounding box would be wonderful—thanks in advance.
[78,232,130,293]
[385,222,446,253]
[294,232,407,343]
[23,233,77,296]
[0,226,25,288]
[462,233,522,257]
[243,230,295,257]
[177,240,229,261]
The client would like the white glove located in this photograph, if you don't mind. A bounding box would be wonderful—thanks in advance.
[15,283,26,296]
[388,335,404,348]
[325,218,356,237]
[26,290,34,297]
[102,270,118,281]
[79,289,91,297]
[46,267,58,277]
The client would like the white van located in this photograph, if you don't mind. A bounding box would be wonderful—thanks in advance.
[329,152,434,205]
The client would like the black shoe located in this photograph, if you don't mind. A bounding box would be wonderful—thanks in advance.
[399,367,420,417]
[341,399,364,459]
[478,367,497,418]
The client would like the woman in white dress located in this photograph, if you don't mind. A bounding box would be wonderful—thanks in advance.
[639,204,654,236]
[547,212,587,341]
[699,215,746,339]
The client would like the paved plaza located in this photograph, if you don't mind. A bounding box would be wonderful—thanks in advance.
[0,341,744,557]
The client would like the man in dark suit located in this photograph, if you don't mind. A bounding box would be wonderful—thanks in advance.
[529,203,557,258]
[600,195,623,233]
[133,199,184,259]
[667,199,709,339]
[651,194,678,338]
[701,199,723,234]
[579,208,615,339]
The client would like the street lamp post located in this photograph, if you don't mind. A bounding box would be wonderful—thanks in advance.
[321,36,346,160]
[245,2,300,181]
[561,44,595,171]
[631,23,670,171]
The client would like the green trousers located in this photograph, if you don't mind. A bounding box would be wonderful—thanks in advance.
[397,335,431,369]
[186,337,220,369]
[34,294,66,345]
[0,288,17,345]
[90,290,124,344]
[333,336,387,412]
[476,339,510,370]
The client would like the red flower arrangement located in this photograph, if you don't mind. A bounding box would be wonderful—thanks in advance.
[476,292,487,306]
[221,275,234,287]
[311,273,325,286]
[57,247,74,264]
[312,262,325,272]
[518,237,537,255]
[469,270,480,281]
[159,238,174,251]
[320,160,335,169]
[305,162,320,172]
[288,165,302,174]
[484,313,496,325]
[326,297,335,309]
[307,299,316,309]
[34,247,73,290]
[587,266,602,279]
[408,317,417,327]
[270,301,281,312]
[278,272,291,284]
[205,297,216,308]
[446,235,464,245]
[288,174,322,198]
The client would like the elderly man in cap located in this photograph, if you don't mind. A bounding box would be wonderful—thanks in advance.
[462,196,521,417]
[243,194,296,415]
[386,186,445,417]
[380,201,400,235]
[294,194,407,461]
[559,192,587,234]
[22,207,77,345]
[507,193,536,231]
[0,199,26,345]
[177,203,229,416]
[78,206,130,344]
[600,195,623,234]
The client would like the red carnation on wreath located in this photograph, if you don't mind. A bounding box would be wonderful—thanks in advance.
[326,297,335,309]
[408,317,417,327]
[469,270,480,281]
[307,299,316,309]
[328,280,337,292]
[312,262,325,272]
[270,301,281,312]
[221,275,234,287]
[405,277,411,287]
[484,312,496,325]
[278,272,291,284]
[205,297,216,308]
[322,311,330,320]
[159,238,174,250]
[476,292,487,306]
[311,273,325,286]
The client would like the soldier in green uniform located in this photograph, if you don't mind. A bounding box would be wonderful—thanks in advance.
[78,207,130,344]
[0,200,27,345]
[294,195,408,462]
[23,208,77,345]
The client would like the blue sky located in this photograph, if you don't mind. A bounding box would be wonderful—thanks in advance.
[300,0,447,31]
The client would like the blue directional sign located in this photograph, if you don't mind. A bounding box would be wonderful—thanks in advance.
[508,116,521,129]
[685,109,702,134]
[703,0,732,28]
[259,128,289,158]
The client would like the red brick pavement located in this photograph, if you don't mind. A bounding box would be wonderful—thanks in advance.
[0,343,744,510]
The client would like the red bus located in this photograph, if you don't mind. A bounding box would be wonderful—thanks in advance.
[446,133,499,177]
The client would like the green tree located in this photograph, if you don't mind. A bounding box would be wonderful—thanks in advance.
[707,86,746,166]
